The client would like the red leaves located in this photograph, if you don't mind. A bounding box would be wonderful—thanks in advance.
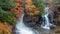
[17,0,22,2]
[10,0,24,20]
[10,8,22,20]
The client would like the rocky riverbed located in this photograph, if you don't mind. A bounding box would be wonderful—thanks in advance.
[12,14,60,34]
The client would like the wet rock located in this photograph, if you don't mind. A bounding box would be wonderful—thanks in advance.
[23,14,42,28]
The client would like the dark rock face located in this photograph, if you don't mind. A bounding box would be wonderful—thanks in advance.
[53,7,60,26]
[23,14,42,28]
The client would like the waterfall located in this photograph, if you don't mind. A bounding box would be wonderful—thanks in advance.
[15,13,39,34]
[41,14,50,29]
[41,7,54,29]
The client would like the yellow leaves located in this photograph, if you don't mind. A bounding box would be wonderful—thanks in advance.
[16,3,20,8]
[30,13,34,16]
[0,23,5,30]
[29,5,36,9]
[25,3,36,9]
[0,30,2,33]
[0,22,13,34]
[25,0,32,3]
[25,0,36,9]
[34,10,40,15]
[29,9,40,16]
[25,0,41,16]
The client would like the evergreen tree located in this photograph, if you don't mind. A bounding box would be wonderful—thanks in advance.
[0,0,17,25]
[0,0,15,10]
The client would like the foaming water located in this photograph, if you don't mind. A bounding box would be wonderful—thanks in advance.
[41,7,54,29]
[15,13,39,34]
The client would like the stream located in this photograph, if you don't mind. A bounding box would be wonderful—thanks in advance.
[41,6,55,29]
[15,7,56,34]
[15,13,39,34]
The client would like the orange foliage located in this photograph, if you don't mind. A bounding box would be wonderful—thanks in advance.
[0,0,24,34]
[17,0,22,2]
[10,8,23,20]
[10,8,15,12]
[25,0,40,16]
[10,1,24,20]
[16,3,20,8]
[0,22,14,34]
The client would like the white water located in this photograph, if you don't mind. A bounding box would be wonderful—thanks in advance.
[15,13,38,34]
[41,7,54,29]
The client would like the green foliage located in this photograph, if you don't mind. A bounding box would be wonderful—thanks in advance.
[0,8,17,25]
[0,0,15,9]
[32,0,46,14]
[0,0,17,25]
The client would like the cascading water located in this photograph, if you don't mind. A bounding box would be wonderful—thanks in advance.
[15,13,39,34]
[41,6,54,29]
